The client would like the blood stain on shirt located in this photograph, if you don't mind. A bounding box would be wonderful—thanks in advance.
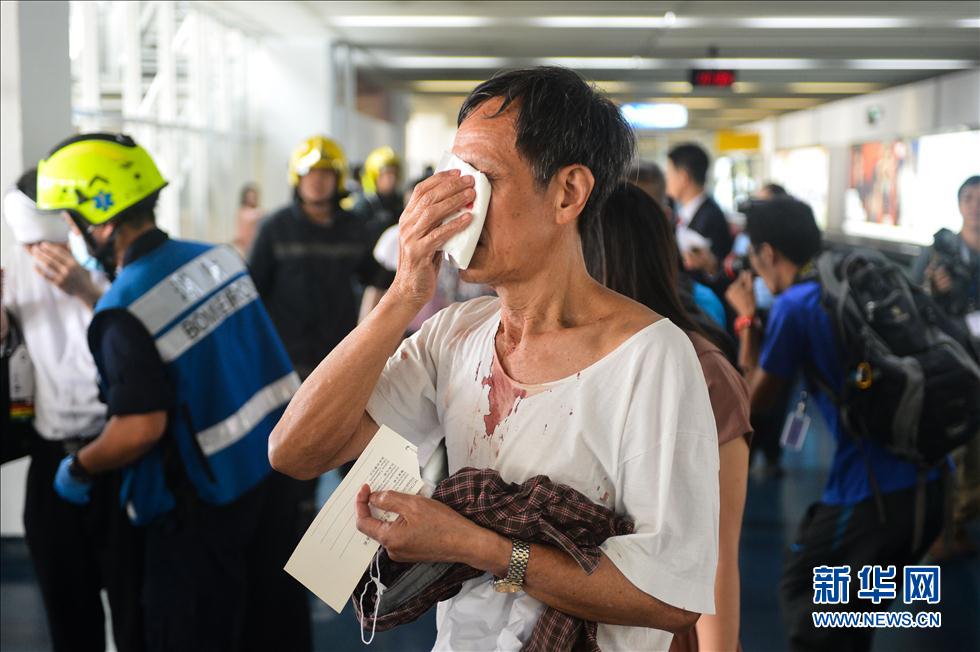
[480,357,527,438]
[400,350,409,360]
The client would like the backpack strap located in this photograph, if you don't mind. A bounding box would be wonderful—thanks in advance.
[912,470,927,552]
[858,438,888,525]
[941,462,955,552]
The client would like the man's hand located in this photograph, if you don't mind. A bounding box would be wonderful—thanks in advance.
[926,262,953,295]
[725,271,756,318]
[355,485,509,572]
[53,456,92,505]
[390,170,475,308]
[30,243,102,308]
[683,247,718,276]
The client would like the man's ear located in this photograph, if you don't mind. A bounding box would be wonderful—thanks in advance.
[759,242,778,267]
[552,164,594,226]
[95,222,116,242]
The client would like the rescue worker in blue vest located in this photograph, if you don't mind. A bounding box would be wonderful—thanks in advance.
[37,133,310,652]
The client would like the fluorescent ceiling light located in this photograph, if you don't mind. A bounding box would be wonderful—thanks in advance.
[621,103,688,129]
[731,82,761,94]
[528,16,693,28]
[640,97,726,110]
[322,15,979,30]
[413,80,483,92]
[746,98,822,109]
[787,82,882,94]
[846,59,974,70]
[594,81,693,94]
[330,16,492,28]
[377,56,972,71]
[717,108,773,117]
[385,56,508,69]
[739,17,914,29]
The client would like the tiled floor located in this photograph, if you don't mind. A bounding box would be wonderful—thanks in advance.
[2,469,978,652]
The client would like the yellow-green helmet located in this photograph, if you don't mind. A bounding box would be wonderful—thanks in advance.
[36,133,167,226]
[288,135,347,188]
[361,146,401,195]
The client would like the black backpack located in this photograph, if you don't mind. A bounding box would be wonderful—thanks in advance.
[812,248,980,468]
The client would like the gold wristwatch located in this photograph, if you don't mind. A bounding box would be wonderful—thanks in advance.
[493,539,531,593]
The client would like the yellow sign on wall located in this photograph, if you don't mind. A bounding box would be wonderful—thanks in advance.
[716,131,761,152]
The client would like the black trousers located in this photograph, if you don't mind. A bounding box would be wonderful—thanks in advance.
[23,438,145,652]
[142,471,311,652]
[780,480,944,652]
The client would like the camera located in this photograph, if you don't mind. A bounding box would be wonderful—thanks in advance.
[929,228,975,316]
[723,254,752,280]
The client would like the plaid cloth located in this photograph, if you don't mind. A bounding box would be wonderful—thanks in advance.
[352,467,635,651]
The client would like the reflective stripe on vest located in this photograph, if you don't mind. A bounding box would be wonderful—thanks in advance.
[125,246,257,363]
[197,371,300,456]
[129,245,245,335]
[155,276,258,363]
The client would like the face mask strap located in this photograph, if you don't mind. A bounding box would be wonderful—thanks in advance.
[358,551,387,646]
[69,212,117,281]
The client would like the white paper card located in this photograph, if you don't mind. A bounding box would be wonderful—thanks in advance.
[284,425,424,613]
[676,225,712,254]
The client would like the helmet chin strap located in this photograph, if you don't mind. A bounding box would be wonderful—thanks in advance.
[69,213,118,281]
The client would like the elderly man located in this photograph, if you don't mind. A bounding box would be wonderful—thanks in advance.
[271,67,719,651]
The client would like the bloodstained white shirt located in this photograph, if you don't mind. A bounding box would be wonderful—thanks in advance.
[366,296,720,652]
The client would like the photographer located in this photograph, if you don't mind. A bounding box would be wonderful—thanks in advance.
[912,175,980,324]
[912,175,980,561]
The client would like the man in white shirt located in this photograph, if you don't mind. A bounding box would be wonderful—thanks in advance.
[269,67,720,651]
[1,170,143,652]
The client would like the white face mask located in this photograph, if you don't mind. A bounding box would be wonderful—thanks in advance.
[68,230,102,272]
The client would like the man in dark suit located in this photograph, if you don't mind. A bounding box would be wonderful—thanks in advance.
[666,143,733,262]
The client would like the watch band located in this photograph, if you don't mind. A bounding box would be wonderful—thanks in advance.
[493,539,531,593]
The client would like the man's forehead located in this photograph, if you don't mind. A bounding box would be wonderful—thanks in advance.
[453,98,517,173]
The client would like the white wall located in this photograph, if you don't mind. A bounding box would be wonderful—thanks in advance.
[405,112,458,181]
[0,0,24,268]
[748,68,980,236]
[253,38,407,211]
[253,37,335,210]
[1,0,73,537]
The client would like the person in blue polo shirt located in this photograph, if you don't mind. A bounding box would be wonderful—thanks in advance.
[36,133,309,652]
[724,198,944,652]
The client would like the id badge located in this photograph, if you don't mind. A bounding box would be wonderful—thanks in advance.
[966,311,980,339]
[780,392,810,451]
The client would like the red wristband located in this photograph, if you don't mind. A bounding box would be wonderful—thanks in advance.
[734,315,757,335]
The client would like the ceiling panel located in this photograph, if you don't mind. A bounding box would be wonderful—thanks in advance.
[200,0,980,127]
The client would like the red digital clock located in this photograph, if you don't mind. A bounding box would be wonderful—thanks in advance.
[689,69,737,88]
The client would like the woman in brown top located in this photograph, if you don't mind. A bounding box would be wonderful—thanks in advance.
[584,182,751,651]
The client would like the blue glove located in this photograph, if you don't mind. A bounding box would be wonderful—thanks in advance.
[54,455,92,505]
